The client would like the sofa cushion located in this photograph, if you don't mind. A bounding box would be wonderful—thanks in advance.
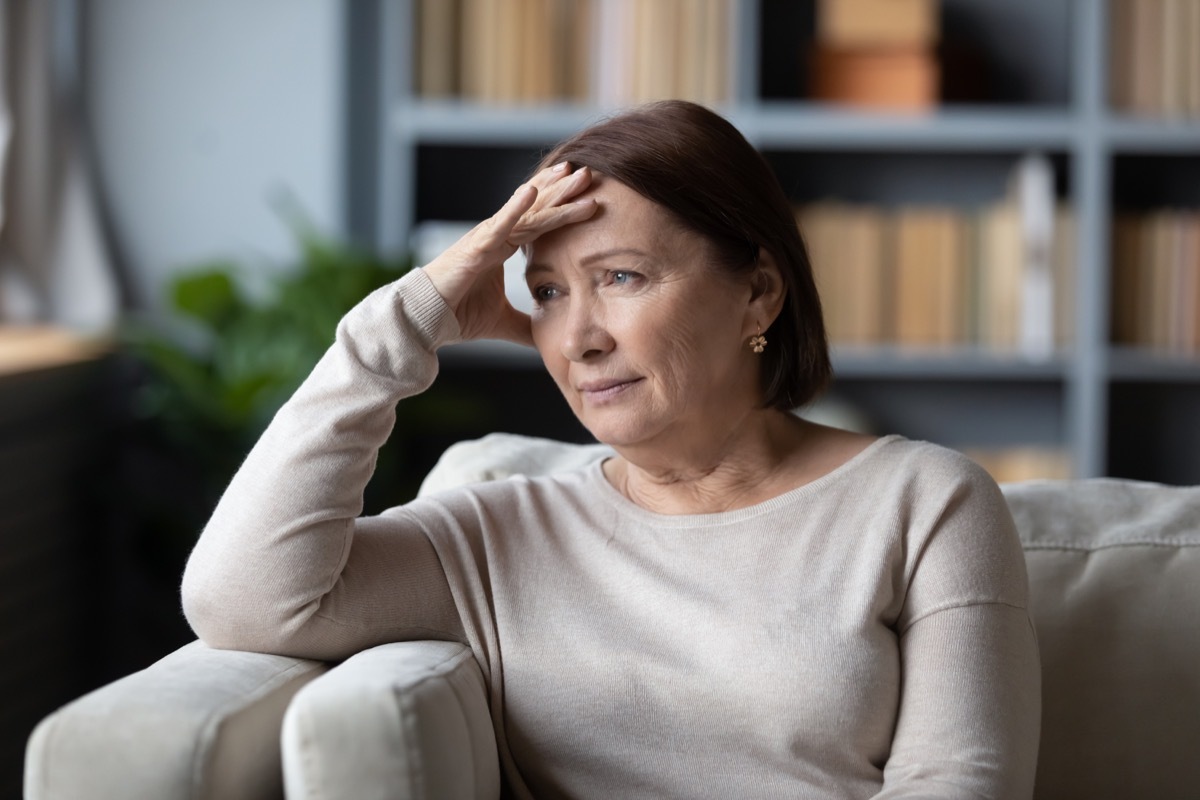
[281,640,498,800]
[418,432,611,498]
[1002,479,1200,800]
[25,641,326,800]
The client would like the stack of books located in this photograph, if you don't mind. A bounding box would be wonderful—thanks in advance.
[809,0,940,111]
[1111,211,1200,355]
[1110,0,1200,117]
[414,0,734,107]
[797,155,1075,356]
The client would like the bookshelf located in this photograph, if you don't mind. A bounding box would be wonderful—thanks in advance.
[347,0,1200,486]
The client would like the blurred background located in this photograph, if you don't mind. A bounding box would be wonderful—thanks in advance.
[2,0,1199,796]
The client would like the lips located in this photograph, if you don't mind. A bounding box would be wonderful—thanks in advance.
[577,377,643,403]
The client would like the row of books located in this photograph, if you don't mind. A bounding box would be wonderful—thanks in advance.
[1110,0,1200,117]
[1111,211,1200,354]
[797,203,1074,355]
[414,0,734,106]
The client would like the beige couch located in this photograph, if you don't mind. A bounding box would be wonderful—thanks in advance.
[25,434,1200,799]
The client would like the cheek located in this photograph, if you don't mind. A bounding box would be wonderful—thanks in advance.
[615,300,726,385]
[531,314,572,385]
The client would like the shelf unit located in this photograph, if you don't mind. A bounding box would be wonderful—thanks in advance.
[348,0,1200,485]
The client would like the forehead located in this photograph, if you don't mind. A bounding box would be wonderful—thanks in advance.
[527,176,688,261]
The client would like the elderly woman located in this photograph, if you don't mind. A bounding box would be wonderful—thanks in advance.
[183,101,1040,798]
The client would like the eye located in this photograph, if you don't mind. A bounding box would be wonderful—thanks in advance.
[609,270,641,286]
[531,284,560,303]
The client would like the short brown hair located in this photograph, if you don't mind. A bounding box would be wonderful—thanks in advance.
[535,100,831,410]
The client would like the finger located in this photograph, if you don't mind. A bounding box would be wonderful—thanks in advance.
[527,161,572,191]
[469,184,538,255]
[508,197,599,246]
[532,165,594,210]
[489,184,538,237]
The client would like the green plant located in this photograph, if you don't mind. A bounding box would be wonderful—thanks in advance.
[124,229,487,535]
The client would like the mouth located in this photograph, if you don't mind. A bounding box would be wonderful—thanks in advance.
[577,377,643,404]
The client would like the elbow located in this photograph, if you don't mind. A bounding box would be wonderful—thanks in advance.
[181,561,336,659]
[181,561,285,653]
[181,566,257,651]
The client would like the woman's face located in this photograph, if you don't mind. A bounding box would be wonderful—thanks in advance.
[525,176,763,451]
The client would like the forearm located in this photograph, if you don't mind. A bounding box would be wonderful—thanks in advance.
[181,269,463,657]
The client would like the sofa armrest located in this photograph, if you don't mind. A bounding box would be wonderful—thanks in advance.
[25,640,328,800]
[281,640,499,800]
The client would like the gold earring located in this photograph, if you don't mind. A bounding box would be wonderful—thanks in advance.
[749,327,767,353]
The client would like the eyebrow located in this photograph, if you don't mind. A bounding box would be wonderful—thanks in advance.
[524,247,653,278]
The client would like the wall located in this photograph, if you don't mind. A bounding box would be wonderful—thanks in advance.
[84,0,346,317]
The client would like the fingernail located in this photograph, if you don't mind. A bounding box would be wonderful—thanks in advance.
[552,162,569,173]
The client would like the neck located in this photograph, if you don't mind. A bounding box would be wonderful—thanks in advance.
[605,411,808,515]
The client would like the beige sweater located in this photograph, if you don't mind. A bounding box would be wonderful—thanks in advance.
[183,269,1041,799]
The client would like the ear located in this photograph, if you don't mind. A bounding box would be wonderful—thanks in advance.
[742,247,787,338]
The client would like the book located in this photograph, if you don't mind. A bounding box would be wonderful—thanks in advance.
[564,0,593,101]
[1111,210,1200,355]
[415,0,460,97]
[797,202,889,346]
[518,0,555,102]
[1145,211,1172,349]
[797,203,851,344]
[1190,0,1200,115]
[460,0,500,101]
[1111,0,1200,117]
[810,45,939,112]
[1129,0,1164,115]
[1053,205,1077,349]
[893,208,966,347]
[1168,211,1197,352]
[1110,214,1139,345]
[1109,0,1133,110]
[1161,0,1185,116]
[815,0,940,48]
[976,202,1023,351]
[698,0,731,106]
[841,205,890,344]
[1186,214,1200,352]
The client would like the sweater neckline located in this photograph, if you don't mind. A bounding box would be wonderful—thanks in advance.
[587,434,903,528]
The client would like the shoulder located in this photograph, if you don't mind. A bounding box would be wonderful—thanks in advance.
[873,435,995,483]
[392,445,608,537]
[846,435,1006,518]
[864,438,1029,626]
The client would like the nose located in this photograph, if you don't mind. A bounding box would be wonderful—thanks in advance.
[560,295,614,362]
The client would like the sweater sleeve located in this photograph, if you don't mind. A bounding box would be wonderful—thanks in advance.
[877,459,1042,799]
[181,268,470,661]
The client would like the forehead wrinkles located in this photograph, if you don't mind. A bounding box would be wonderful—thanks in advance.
[527,218,706,282]
[526,179,694,269]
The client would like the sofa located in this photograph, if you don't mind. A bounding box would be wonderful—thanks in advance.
[25,434,1200,799]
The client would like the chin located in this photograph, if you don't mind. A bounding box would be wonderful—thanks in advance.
[576,413,661,451]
